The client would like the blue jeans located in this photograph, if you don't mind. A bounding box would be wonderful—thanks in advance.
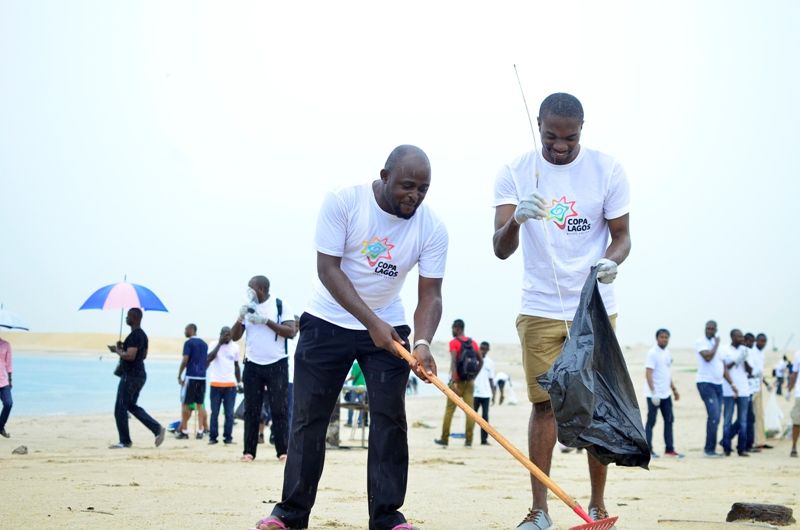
[745,394,755,450]
[209,386,237,442]
[645,396,674,453]
[0,385,12,431]
[722,395,750,453]
[697,382,722,454]
[114,375,161,446]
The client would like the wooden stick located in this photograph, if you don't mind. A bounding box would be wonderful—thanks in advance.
[393,341,596,525]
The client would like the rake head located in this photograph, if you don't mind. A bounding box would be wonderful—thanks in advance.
[568,515,618,530]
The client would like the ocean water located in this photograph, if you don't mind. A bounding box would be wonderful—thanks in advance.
[11,352,187,416]
[9,352,436,416]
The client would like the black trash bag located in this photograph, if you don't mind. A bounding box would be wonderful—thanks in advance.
[538,267,650,469]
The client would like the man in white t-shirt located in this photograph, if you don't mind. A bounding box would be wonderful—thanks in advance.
[231,275,296,462]
[694,320,724,457]
[493,93,630,530]
[644,329,682,458]
[788,351,800,457]
[206,326,241,445]
[744,332,771,452]
[471,341,495,446]
[259,145,447,530]
[720,329,752,457]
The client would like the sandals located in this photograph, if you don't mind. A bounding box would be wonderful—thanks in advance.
[391,524,420,530]
[251,516,288,530]
[240,453,255,462]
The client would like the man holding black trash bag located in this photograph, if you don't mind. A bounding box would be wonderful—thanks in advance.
[493,92,631,530]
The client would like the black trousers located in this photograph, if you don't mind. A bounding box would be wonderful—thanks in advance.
[243,357,289,458]
[114,374,161,445]
[473,396,491,443]
[272,313,411,530]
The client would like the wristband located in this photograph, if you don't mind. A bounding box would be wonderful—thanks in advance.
[413,339,430,349]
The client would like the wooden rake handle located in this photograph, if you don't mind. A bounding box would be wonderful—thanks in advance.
[394,341,594,524]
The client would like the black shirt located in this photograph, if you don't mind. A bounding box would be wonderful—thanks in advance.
[121,328,148,377]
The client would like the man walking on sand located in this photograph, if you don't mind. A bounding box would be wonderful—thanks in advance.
[493,93,631,530]
[110,308,166,449]
[644,329,683,458]
[473,341,495,446]
[176,323,209,440]
[434,319,482,448]
[695,320,725,458]
[255,145,447,530]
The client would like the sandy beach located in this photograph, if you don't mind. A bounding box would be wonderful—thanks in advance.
[1,334,798,529]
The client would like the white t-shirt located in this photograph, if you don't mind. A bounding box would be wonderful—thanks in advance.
[793,351,800,398]
[493,147,630,320]
[694,335,724,385]
[244,297,294,365]
[207,340,240,385]
[473,355,495,398]
[495,371,509,384]
[644,345,672,399]
[775,360,787,377]
[307,182,449,329]
[748,346,766,394]
[287,333,298,384]
[721,344,752,398]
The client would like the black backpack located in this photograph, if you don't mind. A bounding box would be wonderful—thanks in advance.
[456,338,480,381]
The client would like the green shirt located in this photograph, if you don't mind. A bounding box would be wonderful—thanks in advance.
[350,361,366,386]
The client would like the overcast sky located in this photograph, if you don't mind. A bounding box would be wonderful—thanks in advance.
[1,1,799,351]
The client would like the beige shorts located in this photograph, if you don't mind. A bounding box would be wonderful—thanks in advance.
[792,397,800,426]
[517,313,617,404]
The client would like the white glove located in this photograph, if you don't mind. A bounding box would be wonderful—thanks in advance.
[238,305,250,318]
[246,312,269,326]
[595,258,618,284]
[514,192,548,224]
[650,397,661,407]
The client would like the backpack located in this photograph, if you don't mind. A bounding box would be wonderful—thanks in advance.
[456,338,480,381]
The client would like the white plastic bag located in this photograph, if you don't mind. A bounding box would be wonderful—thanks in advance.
[506,381,519,405]
[764,389,784,438]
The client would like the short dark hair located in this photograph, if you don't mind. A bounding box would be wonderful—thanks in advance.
[539,92,584,121]
[384,144,430,173]
[251,275,270,291]
[655,328,670,338]
[187,323,197,333]
[452,319,465,329]
[756,333,767,340]
[480,341,490,348]
[744,332,755,340]
[730,328,741,338]
[129,307,143,319]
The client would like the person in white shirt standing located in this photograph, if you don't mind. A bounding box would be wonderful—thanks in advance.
[231,276,296,462]
[258,145,447,530]
[493,92,631,530]
[472,341,496,446]
[787,350,800,457]
[694,320,724,457]
[744,332,772,452]
[644,329,682,458]
[206,326,241,445]
[720,328,752,457]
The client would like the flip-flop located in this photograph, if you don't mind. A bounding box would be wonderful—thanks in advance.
[250,516,288,530]
[240,454,254,462]
[391,524,420,530]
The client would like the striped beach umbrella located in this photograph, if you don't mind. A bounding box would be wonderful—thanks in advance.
[79,278,167,340]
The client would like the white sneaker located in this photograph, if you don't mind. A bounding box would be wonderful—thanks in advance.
[516,509,554,530]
